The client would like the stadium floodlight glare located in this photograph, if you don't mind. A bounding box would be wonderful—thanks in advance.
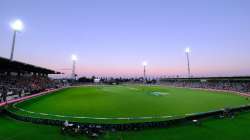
[142,61,147,83]
[71,54,78,61]
[10,19,24,31]
[9,19,24,61]
[71,54,77,80]
[142,61,147,66]
[185,47,191,78]
[185,47,190,53]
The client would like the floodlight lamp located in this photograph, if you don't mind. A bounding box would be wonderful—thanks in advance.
[185,47,190,53]
[142,61,147,66]
[71,55,77,61]
[10,19,24,31]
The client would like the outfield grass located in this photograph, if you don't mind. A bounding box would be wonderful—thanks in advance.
[1,111,250,140]
[0,115,87,140]
[9,85,250,123]
[105,112,250,140]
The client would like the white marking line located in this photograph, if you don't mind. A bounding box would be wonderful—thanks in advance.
[160,115,172,118]
[54,115,66,117]
[14,105,175,120]
[26,111,35,114]
[185,113,194,116]
[39,113,49,116]
[116,117,130,120]
[140,116,153,119]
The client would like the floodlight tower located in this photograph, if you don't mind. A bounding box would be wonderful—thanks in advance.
[71,55,77,80]
[185,47,191,78]
[142,61,147,83]
[10,19,24,61]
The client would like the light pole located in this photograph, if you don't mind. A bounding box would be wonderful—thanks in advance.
[10,19,24,61]
[185,47,191,78]
[142,61,147,83]
[71,54,77,80]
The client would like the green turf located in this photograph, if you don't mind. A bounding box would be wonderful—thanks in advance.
[1,111,250,140]
[105,112,250,140]
[8,85,250,123]
[0,115,87,140]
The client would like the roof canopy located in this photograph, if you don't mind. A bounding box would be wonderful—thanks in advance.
[0,56,60,74]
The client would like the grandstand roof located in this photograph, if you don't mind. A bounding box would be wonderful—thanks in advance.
[0,56,60,74]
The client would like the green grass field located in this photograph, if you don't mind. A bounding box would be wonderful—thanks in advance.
[1,111,250,140]
[0,115,87,140]
[8,85,250,124]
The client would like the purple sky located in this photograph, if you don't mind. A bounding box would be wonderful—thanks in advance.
[0,0,250,78]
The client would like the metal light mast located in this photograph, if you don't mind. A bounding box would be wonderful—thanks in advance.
[10,19,24,61]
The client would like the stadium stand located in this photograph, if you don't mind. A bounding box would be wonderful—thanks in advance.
[0,56,62,104]
[160,77,250,93]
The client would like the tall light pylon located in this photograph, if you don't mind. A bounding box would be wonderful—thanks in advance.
[185,47,191,78]
[10,19,24,61]
[71,55,77,80]
[142,61,147,83]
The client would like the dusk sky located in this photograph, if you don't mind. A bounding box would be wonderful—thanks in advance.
[0,0,250,78]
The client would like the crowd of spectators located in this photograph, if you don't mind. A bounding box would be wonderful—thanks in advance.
[160,79,250,93]
[0,75,63,102]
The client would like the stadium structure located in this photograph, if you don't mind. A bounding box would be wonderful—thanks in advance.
[1,1,250,139]
[1,55,250,140]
